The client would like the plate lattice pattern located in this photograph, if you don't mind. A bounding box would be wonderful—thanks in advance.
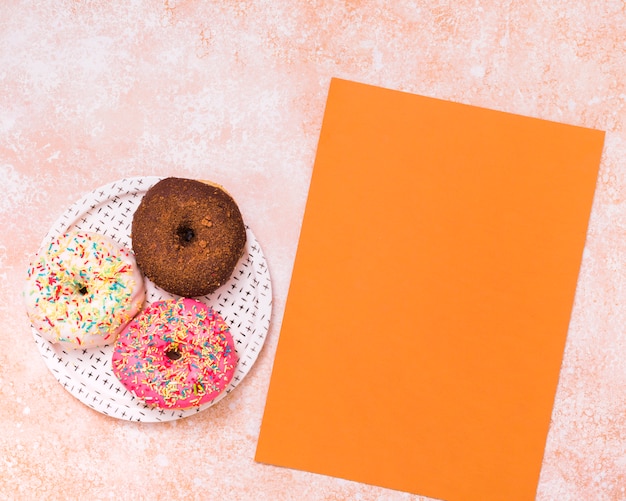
[31,177,272,422]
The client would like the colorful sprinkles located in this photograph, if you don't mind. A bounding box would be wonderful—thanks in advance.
[111,298,238,410]
[24,232,145,349]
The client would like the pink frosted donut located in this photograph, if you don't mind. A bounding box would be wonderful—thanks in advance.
[24,232,145,349]
[112,298,238,409]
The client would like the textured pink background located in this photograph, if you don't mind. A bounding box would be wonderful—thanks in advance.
[1,1,625,500]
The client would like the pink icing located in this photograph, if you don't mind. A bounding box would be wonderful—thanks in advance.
[112,298,238,410]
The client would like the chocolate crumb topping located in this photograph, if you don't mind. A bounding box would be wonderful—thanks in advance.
[131,177,246,297]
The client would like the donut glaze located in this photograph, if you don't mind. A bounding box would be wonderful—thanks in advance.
[112,298,238,409]
[131,177,247,297]
[24,232,145,349]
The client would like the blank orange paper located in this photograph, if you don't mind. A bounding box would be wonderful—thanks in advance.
[256,78,605,500]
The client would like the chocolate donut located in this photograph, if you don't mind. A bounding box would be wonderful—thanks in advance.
[131,177,246,297]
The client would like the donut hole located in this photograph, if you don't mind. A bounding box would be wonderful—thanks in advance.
[77,285,88,295]
[176,224,196,246]
[165,345,182,361]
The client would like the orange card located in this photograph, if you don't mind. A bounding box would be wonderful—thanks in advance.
[256,78,604,500]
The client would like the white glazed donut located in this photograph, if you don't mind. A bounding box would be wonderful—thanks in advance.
[24,231,146,349]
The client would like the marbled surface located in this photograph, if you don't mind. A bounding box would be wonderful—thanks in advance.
[1,1,625,500]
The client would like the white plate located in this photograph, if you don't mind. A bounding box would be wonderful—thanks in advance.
[30,176,272,422]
